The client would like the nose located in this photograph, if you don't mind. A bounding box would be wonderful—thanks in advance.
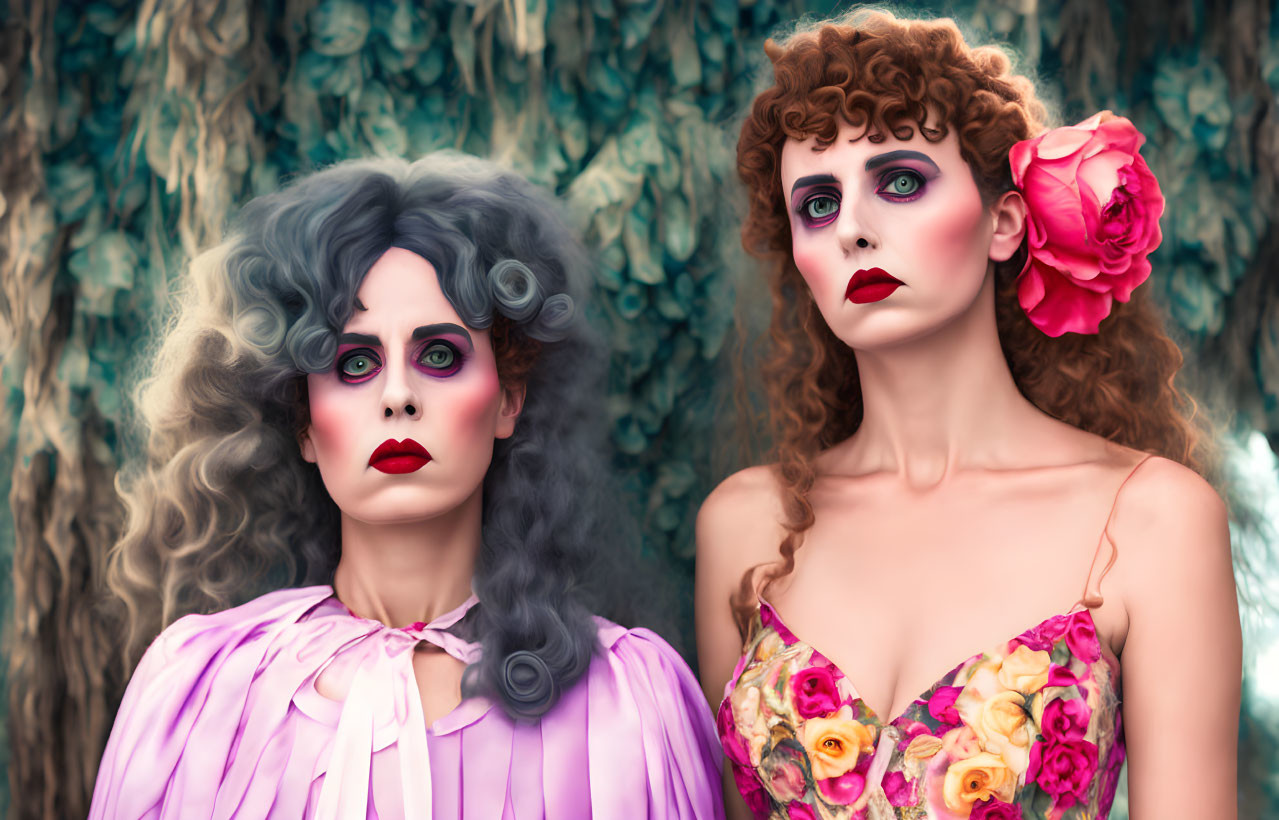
[380,360,421,420]
[835,198,878,255]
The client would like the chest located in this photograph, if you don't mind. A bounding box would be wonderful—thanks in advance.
[762,474,1123,723]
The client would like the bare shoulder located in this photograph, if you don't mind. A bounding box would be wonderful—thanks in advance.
[696,464,786,572]
[1109,455,1232,595]
[1112,456,1228,549]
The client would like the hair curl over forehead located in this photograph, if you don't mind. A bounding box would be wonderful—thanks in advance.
[739,11,1047,261]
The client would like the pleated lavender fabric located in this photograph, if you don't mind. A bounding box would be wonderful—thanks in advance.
[88,586,724,819]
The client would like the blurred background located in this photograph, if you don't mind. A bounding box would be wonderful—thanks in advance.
[1,0,1276,817]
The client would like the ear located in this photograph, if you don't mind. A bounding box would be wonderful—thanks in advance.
[495,384,526,440]
[299,430,317,463]
[989,190,1027,263]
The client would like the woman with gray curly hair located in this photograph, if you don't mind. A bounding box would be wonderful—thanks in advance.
[88,154,724,819]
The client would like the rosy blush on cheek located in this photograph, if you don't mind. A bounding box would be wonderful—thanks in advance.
[446,367,504,435]
[305,379,363,466]
[921,189,989,265]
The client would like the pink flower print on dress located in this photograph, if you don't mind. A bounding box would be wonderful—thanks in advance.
[1046,664,1079,687]
[1010,112,1165,336]
[790,666,843,719]
[1011,615,1067,653]
[732,763,770,817]
[894,719,932,750]
[787,804,818,820]
[883,771,916,807]
[928,685,963,725]
[1041,697,1091,742]
[817,770,866,805]
[1099,711,1126,810]
[971,797,1023,819]
[761,603,800,645]
[717,701,752,766]
[1028,736,1100,809]
[1063,611,1102,663]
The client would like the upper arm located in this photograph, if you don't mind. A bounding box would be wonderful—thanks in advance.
[1111,457,1240,818]
[693,466,784,710]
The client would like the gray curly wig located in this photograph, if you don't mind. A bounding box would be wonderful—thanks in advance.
[110,154,623,719]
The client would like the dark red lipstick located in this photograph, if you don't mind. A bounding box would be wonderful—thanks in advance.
[846,268,905,304]
[369,438,431,474]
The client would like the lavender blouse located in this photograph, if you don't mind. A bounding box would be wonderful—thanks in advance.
[89,585,724,819]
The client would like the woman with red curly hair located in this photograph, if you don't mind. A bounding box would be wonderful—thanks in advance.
[696,10,1239,819]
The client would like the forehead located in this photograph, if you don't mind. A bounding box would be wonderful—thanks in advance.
[344,247,464,331]
[780,121,963,183]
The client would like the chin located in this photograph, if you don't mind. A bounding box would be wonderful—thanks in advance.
[339,490,476,527]
[826,313,949,353]
[826,295,988,353]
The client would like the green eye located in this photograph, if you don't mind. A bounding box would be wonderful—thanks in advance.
[804,196,839,219]
[418,342,457,371]
[884,172,922,196]
[339,353,377,380]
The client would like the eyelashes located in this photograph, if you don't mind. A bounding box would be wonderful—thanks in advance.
[335,339,467,384]
[798,189,841,228]
[337,348,381,383]
[794,169,929,227]
[877,169,924,200]
[415,339,463,377]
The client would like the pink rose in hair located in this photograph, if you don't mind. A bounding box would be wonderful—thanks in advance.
[1010,112,1165,336]
[790,666,842,718]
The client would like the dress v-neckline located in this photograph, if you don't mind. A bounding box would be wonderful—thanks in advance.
[754,596,1109,726]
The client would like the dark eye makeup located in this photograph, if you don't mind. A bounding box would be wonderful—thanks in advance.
[876,169,926,201]
[337,348,382,383]
[798,188,842,227]
[414,339,464,377]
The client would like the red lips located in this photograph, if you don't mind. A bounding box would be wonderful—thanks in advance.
[845,267,905,304]
[369,438,431,474]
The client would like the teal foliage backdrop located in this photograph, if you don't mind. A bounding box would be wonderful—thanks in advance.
[1,1,1277,817]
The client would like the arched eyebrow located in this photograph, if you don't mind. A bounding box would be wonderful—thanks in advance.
[790,173,838,198]
[411,323,473,352]
[865,150,940,173]
[338,323,474,352]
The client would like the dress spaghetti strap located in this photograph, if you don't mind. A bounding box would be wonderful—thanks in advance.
[1079,453,1156,608]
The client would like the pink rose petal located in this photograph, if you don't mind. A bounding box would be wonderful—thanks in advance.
[1011,112,1164,335]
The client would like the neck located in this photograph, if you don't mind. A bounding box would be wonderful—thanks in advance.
[846,275,1040,486]
[332,488,483,628]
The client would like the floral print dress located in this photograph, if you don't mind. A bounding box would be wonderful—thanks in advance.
[716,457,1157,819]
[718,598,1124,819]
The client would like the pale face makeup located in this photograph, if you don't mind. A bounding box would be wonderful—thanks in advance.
[301,247,518,526]
[780,121,1001,350]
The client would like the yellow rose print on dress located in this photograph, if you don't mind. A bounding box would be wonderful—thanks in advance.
[942,752,1017,814]
[718,600,1125,817]
[996,646,1051,693]
[800,707,876,780]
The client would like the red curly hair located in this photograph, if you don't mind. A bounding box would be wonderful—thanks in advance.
[732,10,1209,636]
